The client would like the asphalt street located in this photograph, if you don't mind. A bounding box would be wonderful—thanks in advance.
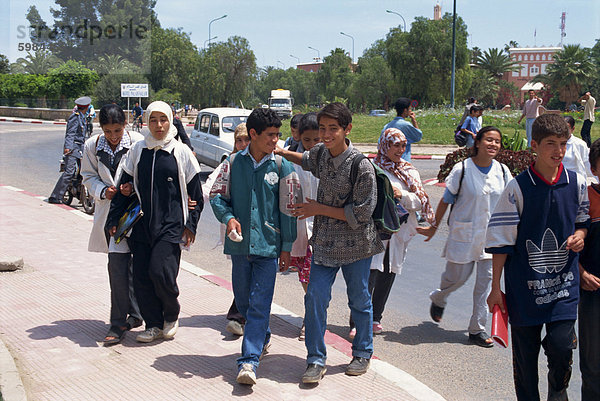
[0,121,585,400]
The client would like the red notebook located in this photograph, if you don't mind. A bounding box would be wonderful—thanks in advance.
[491,292,509,348]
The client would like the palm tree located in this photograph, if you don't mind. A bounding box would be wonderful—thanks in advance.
[533,44,594,105]
[475,48,519,79]
[88,54,139,75]
[10,50,62,74]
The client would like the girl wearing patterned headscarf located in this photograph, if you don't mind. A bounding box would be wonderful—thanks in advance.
[349,127,435,338]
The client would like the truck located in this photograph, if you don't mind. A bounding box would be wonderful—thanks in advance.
[268,89,294,119]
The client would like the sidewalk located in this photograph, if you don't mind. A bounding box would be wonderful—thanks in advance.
[354,143,455,160]
[0,186,446,401]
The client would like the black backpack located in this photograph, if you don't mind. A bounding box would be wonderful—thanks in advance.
[317,146,408,240]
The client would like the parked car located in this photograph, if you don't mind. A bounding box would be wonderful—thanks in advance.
[190,108,252,168]
[368,109,388,117]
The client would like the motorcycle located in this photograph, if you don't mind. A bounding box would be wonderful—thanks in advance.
[59,153,95,214]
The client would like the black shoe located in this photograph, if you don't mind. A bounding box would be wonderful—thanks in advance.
[468,332,494,348]
[301,364,327,384]
[430,302,444,323]
[345,357,370,376]
[47,197,62,204]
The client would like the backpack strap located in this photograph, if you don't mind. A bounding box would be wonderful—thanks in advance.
[350,153,367,187]
[275,154,282,175]
[447,159,465,224]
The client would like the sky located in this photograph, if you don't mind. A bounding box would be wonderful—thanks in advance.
[1,0,599,67]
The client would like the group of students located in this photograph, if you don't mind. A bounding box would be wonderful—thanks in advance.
[75,97,598,399]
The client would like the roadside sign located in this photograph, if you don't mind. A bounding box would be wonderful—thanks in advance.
[121,84,149,98]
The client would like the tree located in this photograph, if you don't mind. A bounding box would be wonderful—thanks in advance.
[88,54,140,75]
[533,44,595,105]
[0,54,10,73]
[588,39,600,98]
[10,50,62,74]
[504,40,519,53]
[47,60,99,108]
[315,48,354,102]
[384,14,471,105]
[475,48,519,79]
[349,54,393,111]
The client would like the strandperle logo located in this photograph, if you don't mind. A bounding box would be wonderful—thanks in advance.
[16,18,149,45]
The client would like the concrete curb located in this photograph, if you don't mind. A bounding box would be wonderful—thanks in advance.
[0,184,448,401]
[0,339,27,401]
[0,255,23,272]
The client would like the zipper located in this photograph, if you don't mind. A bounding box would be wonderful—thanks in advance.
[150,150,156,225]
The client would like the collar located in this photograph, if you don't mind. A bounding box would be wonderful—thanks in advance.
[330,138,354,170]
[528,163,566,186]
[240,145,275,169]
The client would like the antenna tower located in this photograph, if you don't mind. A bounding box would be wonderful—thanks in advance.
[560,12,566,46]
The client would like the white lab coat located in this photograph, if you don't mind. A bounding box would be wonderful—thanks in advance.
[81,131,144,253]
[290,163,319,257]
[442,158,511,264]
[370,168,423,275]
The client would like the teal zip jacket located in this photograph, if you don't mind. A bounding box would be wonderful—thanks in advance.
[209,151,300,258]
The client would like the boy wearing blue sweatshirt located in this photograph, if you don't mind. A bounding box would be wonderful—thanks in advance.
[486,114,590,401]
[210,108,300,386]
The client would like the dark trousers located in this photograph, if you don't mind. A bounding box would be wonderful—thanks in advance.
[511,320,577,401]
[129,240,181,329]
[580,120,593,148]
[350,245,395,327]
[49,154,78,201]
[107,252,141,327]
[227,299,245,324]
[579,289,600,401]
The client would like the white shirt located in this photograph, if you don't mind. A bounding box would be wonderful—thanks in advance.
[442,158,511,264]
[563,135,592,180]
[290,163,319,257]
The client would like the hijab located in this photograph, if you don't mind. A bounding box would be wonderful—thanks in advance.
[144,101,177,150]
[374,127,436,225]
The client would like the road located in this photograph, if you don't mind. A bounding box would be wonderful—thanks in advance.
[0,121,584,400]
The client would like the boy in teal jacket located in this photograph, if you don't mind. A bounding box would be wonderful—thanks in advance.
[210,108,300,386]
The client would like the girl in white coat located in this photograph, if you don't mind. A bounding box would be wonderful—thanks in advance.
[81,104,144,345]
[417,126,511,347]
[349,127,436,338]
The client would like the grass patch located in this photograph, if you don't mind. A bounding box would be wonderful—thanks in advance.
[281,109,600,145]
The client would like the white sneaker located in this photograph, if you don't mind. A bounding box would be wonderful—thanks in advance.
[236,363,257,385]
[226,320,244,336]
[163,320,179,339]
[136,327,163,343]
[259,339,271,360]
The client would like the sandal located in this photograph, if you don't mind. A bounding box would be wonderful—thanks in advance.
[103,326,126,345]
[468,332,494,348]
[125,316,143,331]
[429,302,444,323]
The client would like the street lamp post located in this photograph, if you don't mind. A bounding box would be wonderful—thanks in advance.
[208,14,227,48]
[308,46,320,62]
[386,10,406,32]
[277,60,285,69]
[204,36,217,50]
[340,31,354,64]
[290,54,300,66]
[450,0,456,108]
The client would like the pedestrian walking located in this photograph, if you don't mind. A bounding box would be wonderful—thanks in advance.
[578,91,596,147]
[381,98,422,161]
[517,90,543,146]
[81,104,145,345]
[417,126,512,347]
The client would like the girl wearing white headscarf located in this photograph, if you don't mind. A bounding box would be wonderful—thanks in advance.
[107,101,203,344]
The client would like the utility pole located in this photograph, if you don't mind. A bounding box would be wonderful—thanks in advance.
[450,0,456,109]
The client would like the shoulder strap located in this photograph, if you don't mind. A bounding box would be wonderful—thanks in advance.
[500,163,508,185]
[447,160,465,224]
[350,153,367,187]
[229,152,237,166]
[316,144,326,167]
[275,154,282,175]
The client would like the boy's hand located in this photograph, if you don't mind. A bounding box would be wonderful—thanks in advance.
[187,196,197,211]
[566,232,585,252]
[416,225,437,241]
[181,227,195,247]
[120,182,133,196]
[104,185,118,200]
[291,198,320,220]
[580,269,600,291]
[392,187,403,200]
[274,145,284,155]
[279,251,291,272]
[226,218,242,236]
[487,287,505,314]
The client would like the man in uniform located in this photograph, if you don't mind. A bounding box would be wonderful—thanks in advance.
[48,96,92,204]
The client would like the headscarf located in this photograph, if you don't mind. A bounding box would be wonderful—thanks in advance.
[374,127,436,225]
[144,101,177,150]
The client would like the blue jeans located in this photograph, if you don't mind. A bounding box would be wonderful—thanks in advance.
[305,256,373,366]
[579,289,600,400]
[526,118,535,146]
[231,255,277,368]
